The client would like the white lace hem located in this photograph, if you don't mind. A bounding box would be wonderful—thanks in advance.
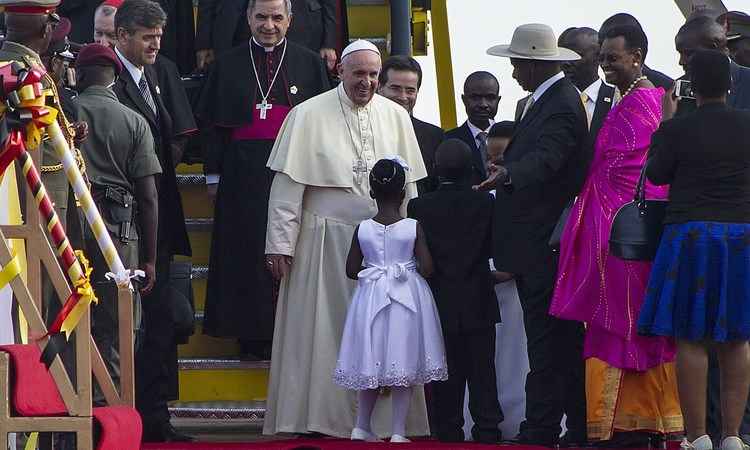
[332,366,449,390]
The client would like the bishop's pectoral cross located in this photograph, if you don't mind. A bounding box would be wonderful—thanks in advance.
[352,158,368,183]
[256,99,273,120]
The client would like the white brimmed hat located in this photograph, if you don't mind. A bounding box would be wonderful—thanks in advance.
[487,23,581,61]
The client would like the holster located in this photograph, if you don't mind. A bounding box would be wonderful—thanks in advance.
[91,183,136,244]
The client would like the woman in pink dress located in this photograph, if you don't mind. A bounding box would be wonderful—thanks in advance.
[550,25,683,444]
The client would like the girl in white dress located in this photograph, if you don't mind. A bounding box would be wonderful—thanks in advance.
[333,157,448,443]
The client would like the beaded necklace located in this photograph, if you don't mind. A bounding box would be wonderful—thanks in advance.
[622,75,648,98]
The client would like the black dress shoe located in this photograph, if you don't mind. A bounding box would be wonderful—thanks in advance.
[142,422,194,442]
[503,433,558,448]
[559,432,590,448]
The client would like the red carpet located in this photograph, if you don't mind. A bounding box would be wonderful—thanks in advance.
[142,439,681,450]
[143,441,558,450]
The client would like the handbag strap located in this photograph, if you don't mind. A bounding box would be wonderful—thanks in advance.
[634,165,646,205]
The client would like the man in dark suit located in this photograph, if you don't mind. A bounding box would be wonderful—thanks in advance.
[378,55,444,194]
[671,15,750,444]
[599,13,674,90]
[676,16,750,115]
[480,23,588,447]
[112,0,193,442]
[408,139,502,444]
[445,71,501,187]
[195,0,338,72]
[559,27,615,196]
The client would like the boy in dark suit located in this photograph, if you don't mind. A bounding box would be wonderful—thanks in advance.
[408,139,502,444]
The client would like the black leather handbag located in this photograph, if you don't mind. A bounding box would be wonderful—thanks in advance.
[609,167,668,261]
[549,202,573,250]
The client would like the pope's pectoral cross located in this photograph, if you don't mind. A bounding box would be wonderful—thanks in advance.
[256,100,273,120]
[353,158,368,183]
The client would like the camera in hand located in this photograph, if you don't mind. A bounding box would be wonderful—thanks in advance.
[675,79,695,99]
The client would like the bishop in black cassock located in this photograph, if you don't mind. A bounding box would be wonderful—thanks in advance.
[197,38,330,356]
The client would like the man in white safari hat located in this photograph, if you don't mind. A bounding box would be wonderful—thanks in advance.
[477,23,589,448]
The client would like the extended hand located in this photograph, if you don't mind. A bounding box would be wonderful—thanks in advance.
[474,164,508,191]
[266,254,293,280]
[320,48,337,71]
[196,49,215,72]
[661,84,679,122]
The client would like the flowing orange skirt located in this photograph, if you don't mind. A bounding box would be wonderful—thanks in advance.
[586,358,683,441]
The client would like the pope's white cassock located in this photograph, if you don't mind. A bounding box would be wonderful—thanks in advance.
[263,77,429,438]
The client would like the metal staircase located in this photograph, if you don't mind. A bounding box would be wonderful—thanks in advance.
[170,165,269,436]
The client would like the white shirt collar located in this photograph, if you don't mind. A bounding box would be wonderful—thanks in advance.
[467,118,495,140]
[581,78,603,103]
[531,71,565,102]
[114,46,143,84]
[251,37,286,53]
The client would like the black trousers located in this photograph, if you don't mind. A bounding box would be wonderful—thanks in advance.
[515,254,586,443]
[135,249,176,429]
[433,327,503,442]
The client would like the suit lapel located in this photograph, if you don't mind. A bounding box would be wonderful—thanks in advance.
[145,65,166,122]
[514,81,557,136]
[118,65,158,126]
[459,122,478,151]
[590,83,614,138]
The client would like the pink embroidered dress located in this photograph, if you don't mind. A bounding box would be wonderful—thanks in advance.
[550,87,674,372]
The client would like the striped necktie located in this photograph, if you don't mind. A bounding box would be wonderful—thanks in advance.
[520,96,535,120]
[138,75,157,115]
[477,131,489,176]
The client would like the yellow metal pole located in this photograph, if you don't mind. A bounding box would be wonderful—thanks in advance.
[430,0,457,129]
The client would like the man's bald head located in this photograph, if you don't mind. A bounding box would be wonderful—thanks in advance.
[94,4,118,48]
[5,12,55,54]
[676,16,729,75]
[463,71,498,92]
[678,15,728,50]
[559,27,600,90]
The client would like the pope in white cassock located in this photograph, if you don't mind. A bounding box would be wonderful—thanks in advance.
[263,40,430,438]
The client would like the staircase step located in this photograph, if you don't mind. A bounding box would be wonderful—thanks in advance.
[170,400,265,432]
[176,162,204,175]
[178,323,240,358]
[191,264,208,280]
[176,173,207,186]
[185,218,213,232]
[178,357,270,402]
[179,358,270,371]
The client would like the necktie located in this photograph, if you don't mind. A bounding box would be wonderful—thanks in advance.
[580,92,592,128]
[520,96,535,120]
[477,131,489,176]
[138,75,157,115]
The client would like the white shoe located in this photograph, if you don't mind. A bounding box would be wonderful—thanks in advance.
[351,427,382,442]
[391,434,411,443]
[681,435,713,450]
[721,436,749,450]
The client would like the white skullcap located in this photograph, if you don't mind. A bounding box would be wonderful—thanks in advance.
[341,39,380,60]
